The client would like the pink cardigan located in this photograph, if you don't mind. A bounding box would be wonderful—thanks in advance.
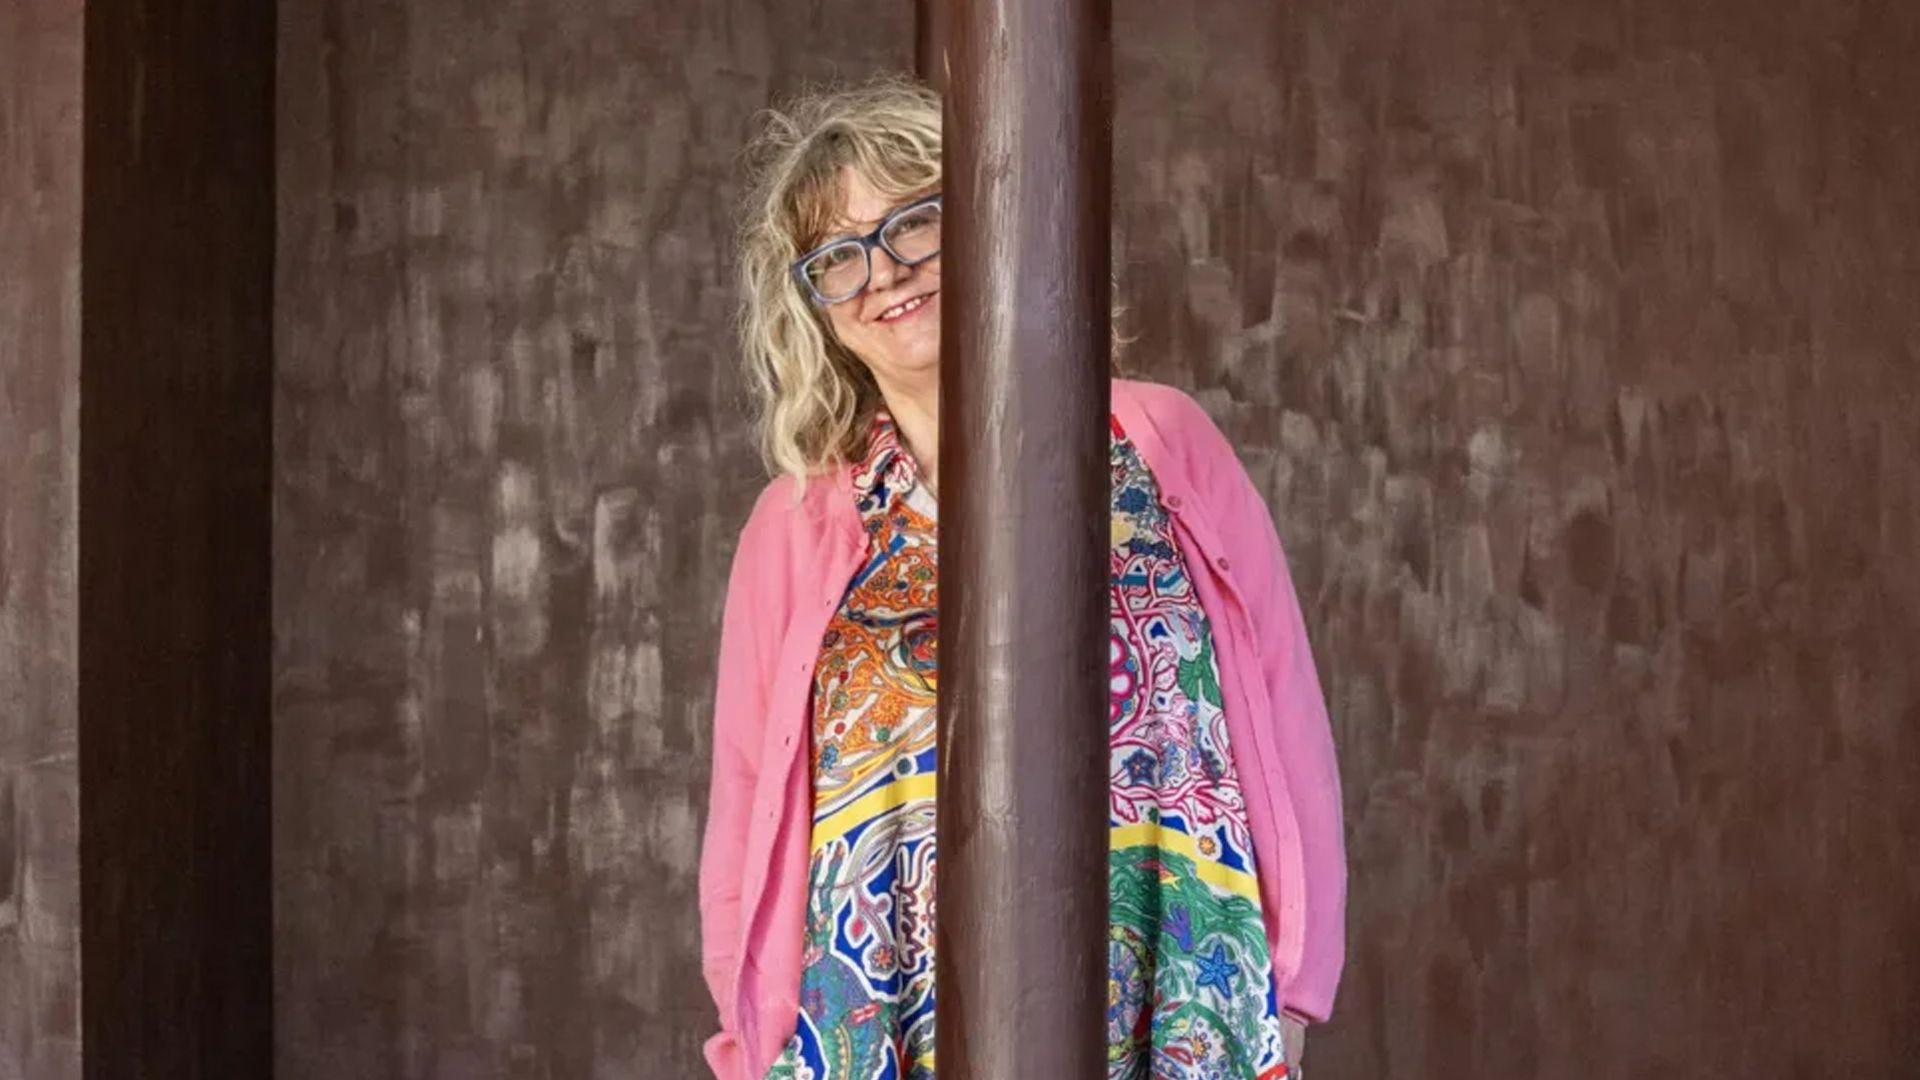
[698,377,1346,1078]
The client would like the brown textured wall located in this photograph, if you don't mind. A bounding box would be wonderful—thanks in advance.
[274,0,1920,1075]
[272,3,910,1074]
[0,1,82,1076]
[1111,0,1920,1075]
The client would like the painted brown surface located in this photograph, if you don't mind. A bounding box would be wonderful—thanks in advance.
[1111,0,1920,1075]
[914,0,949,92]
[0,0,82,1076]
[272,2,911,1074]
[275,0,1920,1076]
[77,0,278,1074]
[938,0,1113,1074]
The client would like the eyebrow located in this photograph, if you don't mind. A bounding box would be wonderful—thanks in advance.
[822,211,886,238]
[819,192,936,243]
[821,218,880,240]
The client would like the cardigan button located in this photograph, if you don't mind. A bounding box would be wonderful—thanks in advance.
[1167,494,1182,508]
[1218,556,1231,572]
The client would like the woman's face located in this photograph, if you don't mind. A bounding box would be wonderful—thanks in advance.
[815,166,942,391]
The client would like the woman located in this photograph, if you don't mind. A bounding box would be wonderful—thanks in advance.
[699,75,1346,1080]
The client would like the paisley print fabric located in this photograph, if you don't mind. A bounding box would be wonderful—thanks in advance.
[765,409,1287,1080]
[1106,413,1290,1080]
[765,411,939,1080]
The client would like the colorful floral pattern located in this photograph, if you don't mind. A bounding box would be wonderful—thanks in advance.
[765,410,1286,1080]
[1105,413,1289,1080]
[765,411,938,1080]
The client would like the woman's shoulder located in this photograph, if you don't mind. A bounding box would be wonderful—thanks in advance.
[719,470,849,635]
[1112,376,1237,470]
[733,467,850,559]
[1112,375,1191,414]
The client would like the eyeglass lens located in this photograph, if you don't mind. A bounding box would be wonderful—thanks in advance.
[804,201,942,302]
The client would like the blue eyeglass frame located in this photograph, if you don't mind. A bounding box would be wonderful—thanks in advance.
[790,193,943,306]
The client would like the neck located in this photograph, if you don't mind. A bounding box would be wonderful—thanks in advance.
[875,377,939,497]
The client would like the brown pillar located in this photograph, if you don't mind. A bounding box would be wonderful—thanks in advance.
[78,0,275,1074]
[914,0,947,91]
[937,0,1112,1075]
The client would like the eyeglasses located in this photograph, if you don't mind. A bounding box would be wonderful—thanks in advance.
[791,193,943,306]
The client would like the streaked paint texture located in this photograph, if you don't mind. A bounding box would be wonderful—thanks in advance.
[272,2,911,1075]
[1111,1,1920,1075]
[263,0,1919,1075]
[0,1,82,1075]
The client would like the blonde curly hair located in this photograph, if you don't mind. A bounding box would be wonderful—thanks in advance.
[734,74,942,494]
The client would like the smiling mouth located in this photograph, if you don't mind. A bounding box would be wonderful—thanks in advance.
[876,290,937,323]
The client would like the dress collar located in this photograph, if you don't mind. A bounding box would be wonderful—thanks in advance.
[849,407,926,516]
[830,379,1178,528]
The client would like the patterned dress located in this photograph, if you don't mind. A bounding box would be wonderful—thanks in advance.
[765,409,1288,1080]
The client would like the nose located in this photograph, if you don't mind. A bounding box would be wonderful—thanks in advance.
[867,244,906,292]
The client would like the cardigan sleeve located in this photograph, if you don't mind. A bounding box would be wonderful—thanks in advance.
[1175,389,1349,1024]
[697,479,790,1074]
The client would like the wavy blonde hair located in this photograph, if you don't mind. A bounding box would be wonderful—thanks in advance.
[734,74,942,494]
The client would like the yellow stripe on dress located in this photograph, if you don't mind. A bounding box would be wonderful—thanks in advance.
[811,772,938,851]
[1108,820,1261,903]
[814,743,913,815]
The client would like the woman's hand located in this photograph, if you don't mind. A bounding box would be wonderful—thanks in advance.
[1281,1014,1308,1075]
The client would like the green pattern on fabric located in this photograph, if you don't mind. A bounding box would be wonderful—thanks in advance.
[1107,843,1278,1078]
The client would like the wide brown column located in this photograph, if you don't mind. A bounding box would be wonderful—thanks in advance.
[78,0,276,1074]
[936,0,1113,1075]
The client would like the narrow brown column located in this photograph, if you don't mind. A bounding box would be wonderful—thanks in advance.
[914,0,948,90]
[937,0,1113,1074]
